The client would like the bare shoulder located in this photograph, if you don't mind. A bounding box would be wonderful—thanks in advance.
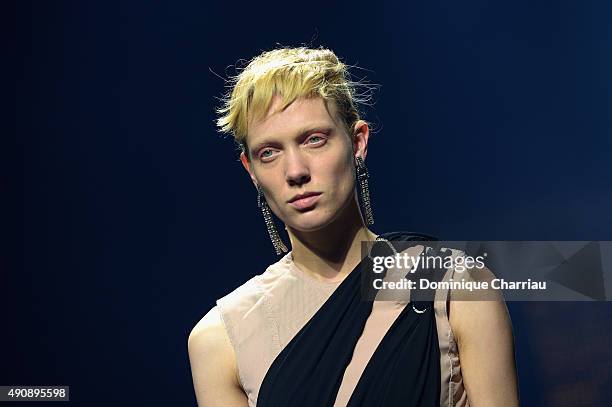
[188,305,227,350]
[447,264,519,406]
[447,264,509,342]
[188,306,248,407]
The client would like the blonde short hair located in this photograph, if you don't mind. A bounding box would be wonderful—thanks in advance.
[215,46,374,156]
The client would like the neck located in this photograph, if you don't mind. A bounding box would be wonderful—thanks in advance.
[285,195,378,282]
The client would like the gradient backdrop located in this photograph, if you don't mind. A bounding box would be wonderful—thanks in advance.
[10,0,612,405]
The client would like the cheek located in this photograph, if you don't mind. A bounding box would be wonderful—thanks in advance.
[324,156,355,195]
[255,173,284,208]
[268,181,286,206]
[326,146,352,176]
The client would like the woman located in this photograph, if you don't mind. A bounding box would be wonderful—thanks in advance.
[188,46,519,406]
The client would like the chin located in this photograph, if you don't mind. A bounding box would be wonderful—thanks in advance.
[284,210,338,233]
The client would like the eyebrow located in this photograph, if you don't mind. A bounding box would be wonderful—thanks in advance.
[249,125,334,156]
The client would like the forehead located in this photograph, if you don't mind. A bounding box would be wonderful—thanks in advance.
[247,95,342,143]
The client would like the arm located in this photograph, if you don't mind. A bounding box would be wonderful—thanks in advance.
[188,305,249,407]
[449,268,520,407]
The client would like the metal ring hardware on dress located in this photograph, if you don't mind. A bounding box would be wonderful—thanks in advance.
[370,236,428,314]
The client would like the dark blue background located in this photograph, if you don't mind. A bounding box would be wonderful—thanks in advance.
[10,0,612,405]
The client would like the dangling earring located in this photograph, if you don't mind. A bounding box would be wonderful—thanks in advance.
[257,185,289,255]
[355,156,374,225]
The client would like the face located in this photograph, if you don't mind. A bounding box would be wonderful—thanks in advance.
[240,95,369,232]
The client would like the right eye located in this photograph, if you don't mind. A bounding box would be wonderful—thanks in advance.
[259,148,277,161]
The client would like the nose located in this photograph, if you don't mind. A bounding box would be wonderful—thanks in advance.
[284,149,311,187]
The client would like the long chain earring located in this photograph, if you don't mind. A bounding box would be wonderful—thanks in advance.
[355,155,375,225]
[257,185,289,255]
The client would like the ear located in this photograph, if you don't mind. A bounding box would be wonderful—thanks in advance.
[240,152,258,187]
[351,120,370,161]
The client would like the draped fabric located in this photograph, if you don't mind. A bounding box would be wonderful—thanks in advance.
[257,232,442,407]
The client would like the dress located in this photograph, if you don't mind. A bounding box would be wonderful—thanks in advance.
[216,232,470,406]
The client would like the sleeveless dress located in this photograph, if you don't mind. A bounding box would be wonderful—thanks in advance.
[216,232,470,407]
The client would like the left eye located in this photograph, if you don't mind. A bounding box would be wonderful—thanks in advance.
[307,135,324,144]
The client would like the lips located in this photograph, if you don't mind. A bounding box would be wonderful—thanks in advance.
[288,192,322,210]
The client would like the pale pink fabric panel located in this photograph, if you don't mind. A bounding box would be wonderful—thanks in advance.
[216,254,339,406]
[333,299,408,406]
[433,249,470,407]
